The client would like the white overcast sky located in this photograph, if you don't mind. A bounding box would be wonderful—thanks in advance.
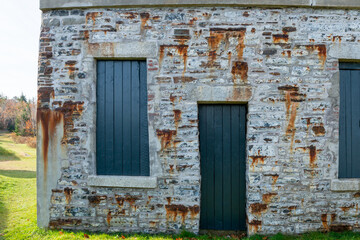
[0,0,41,99]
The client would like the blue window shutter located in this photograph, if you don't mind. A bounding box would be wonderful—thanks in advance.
[96,60,149,176]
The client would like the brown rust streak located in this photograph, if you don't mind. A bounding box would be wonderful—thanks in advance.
[86,12,102,26]
[189,205,200,219]
[231,61,248,84]
[140,12,150,35]
[273,34,289,43]
[271,174,279,185]
[309,145,317,168]
[165,204,188,223]
[340,204,354,212]
[305,45,327,68]
[49,219,82,229]
[64,187,73,204]
[278,85,306,152]
[107,210,112,225]
[312,124,325,136]
[208,28,246,65]
[321,214,329,231]
[37,109,63,176]
[262,193,277,204]
[331,213,336,222]
[249,203,268,216]
[332,36,342,43]
[248,220,262,233]
[88,195,107,206]
[115,195,140,209]
[250,156,266,168]
[159,45,188,75]
[37,87,54,105]
[156,129,177,150]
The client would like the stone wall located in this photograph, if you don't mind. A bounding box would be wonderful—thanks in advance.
[37,7,360,234]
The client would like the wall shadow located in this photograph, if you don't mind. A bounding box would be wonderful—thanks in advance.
[0,145,21,161]
[0,170,36,179]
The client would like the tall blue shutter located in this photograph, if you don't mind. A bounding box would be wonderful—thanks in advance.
[96,60,149,176]
[339,63,360,178]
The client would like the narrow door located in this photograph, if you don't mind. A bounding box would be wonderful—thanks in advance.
[199,104,247,231]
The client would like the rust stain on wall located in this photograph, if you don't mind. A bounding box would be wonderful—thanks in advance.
[156,129,177,150]
[38,87,54,105]
[37,108,63,176]
[231,61,248,83]
[159,45,188,75]
[305,44,327,68]
[309,145,317,168]
[312,124,325,136]
[49,219,82,229]
[273,34,289,43]
[86,12,102,25]
[173,110,182,129]
[208,28,246,65]
[248,220,262,233]
[165,204,195,224]
[189,205,200,219]
[262,193,277,204]
[331,213,336,222]
[296,145,320,168]
[250,156,266,168]
[278,85,306,152]
[64,187,73,204]
[332,36,342,43]
[249,203,268,216]
[340,204,354,212]
[321,214,329,231]
[107,211,112,225]
[88,195,107,206]
[115,195,140,209]
[140,12,150,35]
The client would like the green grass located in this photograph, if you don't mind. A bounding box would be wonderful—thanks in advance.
[0,130,360,239]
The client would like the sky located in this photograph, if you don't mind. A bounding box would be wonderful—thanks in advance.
[0,0,41,100]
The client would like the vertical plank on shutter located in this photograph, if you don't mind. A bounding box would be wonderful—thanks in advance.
[131,61,141,175]
[214,105,223,230]
[345,70,352,178]
[230,105,241,229]
[105,61,114,174]
[199,105,208,229]
[222,105,231,229]
[239,105,247,229]
[114,61,123,174]
[351,70,360,177]
[122,61,132,175]
[339,69,347,178]
[139,61,149,176]
[96,61,106,175]
[207,106,215,229]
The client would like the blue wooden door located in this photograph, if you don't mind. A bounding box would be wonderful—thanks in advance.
[339,63,360,178]
[96,60,149,176]
[199,105,247,230]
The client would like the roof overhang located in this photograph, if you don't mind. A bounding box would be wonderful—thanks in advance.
[40,0,360,11]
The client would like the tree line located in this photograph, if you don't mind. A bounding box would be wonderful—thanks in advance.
[0,94,36,137]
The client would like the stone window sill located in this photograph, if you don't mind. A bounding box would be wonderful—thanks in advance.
[88,175,157,188]
[330,179,360,192]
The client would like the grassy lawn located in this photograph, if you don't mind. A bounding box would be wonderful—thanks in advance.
[0,130,360,239]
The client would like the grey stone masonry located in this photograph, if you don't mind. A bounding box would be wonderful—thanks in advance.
[37,6,360,235]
